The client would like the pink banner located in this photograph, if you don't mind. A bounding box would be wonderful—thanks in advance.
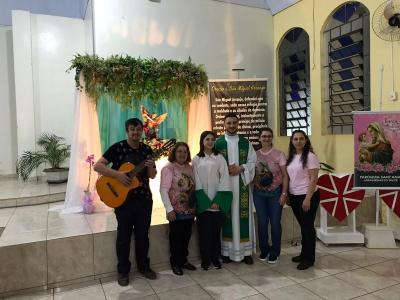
[354,112,400,188]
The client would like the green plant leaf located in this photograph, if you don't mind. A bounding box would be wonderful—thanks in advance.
[319,162,335,173]
[67,54,208,107]
[16,133,70,181]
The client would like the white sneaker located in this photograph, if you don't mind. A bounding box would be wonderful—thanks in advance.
[258,253,268,261]
[267,254,278,264]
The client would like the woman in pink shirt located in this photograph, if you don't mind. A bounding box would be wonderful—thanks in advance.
[253,128,288,264]
[160,142,197,276]
[286,130,320,270]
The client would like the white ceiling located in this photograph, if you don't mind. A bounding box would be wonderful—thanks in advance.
[213,0,300,14]
[0,0,89,26]
[0,0,299,26]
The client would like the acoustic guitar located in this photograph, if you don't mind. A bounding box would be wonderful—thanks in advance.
[96,139,176,208]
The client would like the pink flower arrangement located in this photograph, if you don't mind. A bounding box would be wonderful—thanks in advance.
[387,163,400,174]
[85,154,95,192]
[374,164,385,172]
[83,154,95,214]
[356,163,374,172]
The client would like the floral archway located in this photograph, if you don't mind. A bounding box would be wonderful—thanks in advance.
[58,54,209,213]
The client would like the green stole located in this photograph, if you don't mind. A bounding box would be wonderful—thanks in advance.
[215,135,250,241]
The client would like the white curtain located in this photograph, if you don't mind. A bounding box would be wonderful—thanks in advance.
[52,84,209,214]
[51,77,111,214]
[187,94,211,156]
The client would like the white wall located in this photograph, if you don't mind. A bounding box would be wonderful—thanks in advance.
[11,11,85,175]
[93,0,275,125]
[12,11,36,160]
[31,14,85,142]
[84,0,94,54]
[0,26,17,175]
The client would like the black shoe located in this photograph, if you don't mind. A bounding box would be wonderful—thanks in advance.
[243,256,254,265]
[117,273,129,286]
[140,268,157,280]
[258,253,268,261]
[201,263,210,271]
[291,255,303,263]
[222,256,232,263]
[171,265,183,276]
[212,260,222,269]
[182,262,196,271]
[297,261,314,270]
[267,254,278,264]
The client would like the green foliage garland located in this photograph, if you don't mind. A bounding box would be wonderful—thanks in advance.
[68,54,208,107]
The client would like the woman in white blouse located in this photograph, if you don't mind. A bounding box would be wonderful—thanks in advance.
[192,131,232,270]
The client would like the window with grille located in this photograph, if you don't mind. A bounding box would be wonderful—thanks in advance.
[323,2,370,134]
[279,28,311,136]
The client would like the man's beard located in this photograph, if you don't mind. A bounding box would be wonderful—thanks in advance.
[226,128,238,135]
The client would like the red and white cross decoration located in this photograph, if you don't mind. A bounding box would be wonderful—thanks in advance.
[317,174,365,221]
[379,190,400,218]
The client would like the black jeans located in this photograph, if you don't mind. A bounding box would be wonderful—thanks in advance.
[169,218,194,267]
[289,190,320,263]
[115,195,153,274]
[197,211,223,265]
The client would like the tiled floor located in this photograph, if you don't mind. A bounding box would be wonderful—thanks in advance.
[0,202,168,246]
[1,177,399,299]
[0,177,66,199]
[4,241,400,300]
[0,177,67,208]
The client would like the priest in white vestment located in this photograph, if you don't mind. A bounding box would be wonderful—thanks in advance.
[215,113,257,264]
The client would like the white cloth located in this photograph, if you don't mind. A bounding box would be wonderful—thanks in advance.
[160,187,174,213]
[187,94,211,155]
[192,153,231,211]
[221,134,257,261]
[50,77,111,214]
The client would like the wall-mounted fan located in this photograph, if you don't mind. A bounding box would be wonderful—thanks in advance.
[372,0,400,103]
[373,0,400,41]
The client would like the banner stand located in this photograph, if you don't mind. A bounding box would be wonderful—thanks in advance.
[362,190,397,248]
[317,208,364,244]
[354,66,398,248]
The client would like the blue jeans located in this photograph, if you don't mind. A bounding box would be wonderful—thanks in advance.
[253,187,282,257]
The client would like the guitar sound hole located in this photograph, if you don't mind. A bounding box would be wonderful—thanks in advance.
[106,182,119,197]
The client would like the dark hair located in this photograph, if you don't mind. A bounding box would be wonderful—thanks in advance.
[258,127,273,138]
[168,142,191,163]
[286,130,314,169]
[197,131,219,157]
[224,113,239,121]
[258,127,274,149]
[125,118,143,131]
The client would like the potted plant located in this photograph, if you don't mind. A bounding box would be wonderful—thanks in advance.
[16,133,71,183]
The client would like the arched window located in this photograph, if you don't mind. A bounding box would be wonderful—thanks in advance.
[323,2,370,134]
[278,28,311,136]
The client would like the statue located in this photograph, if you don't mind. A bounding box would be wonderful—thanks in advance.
[141,105,168,148]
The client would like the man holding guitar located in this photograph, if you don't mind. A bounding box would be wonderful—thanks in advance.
[94,118,157,286]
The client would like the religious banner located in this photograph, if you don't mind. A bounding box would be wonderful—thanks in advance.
[209,79,268,146]
[317,174,365,221]
[354,112,400,188]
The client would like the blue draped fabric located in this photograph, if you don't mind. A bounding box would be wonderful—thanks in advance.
[96,95,187,152]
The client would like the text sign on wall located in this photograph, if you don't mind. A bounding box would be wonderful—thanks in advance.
[209,79,268,145]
